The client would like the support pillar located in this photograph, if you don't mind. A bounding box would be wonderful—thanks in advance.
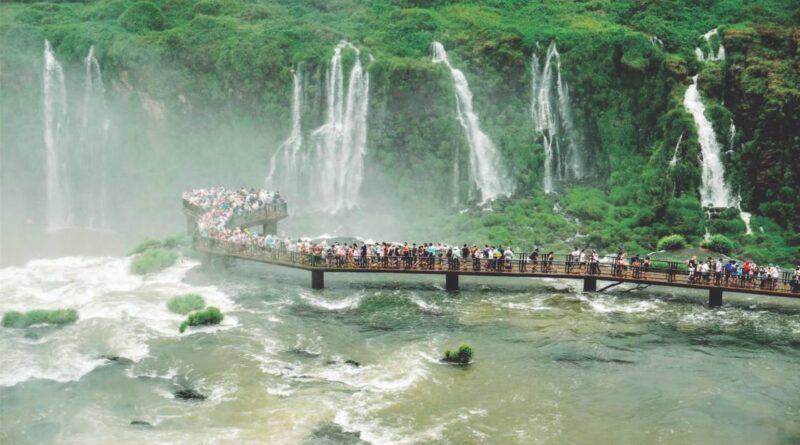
[263,220,278,235]
[708,288,723,307]
[446,273,459,292]
[311,270,324,290]
[583,277,597,292]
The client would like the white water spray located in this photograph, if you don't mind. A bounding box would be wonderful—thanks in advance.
[669,132,684,167]
[265,69,305,205]
[432,41,513,203]
[683,75,730,208]
[530,42,583,193]
[309,41,370,213]
[44,40,69,231]
[695,28,725,62]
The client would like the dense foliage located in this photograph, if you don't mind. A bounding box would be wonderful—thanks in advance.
[0,0,797,265]
[2,309,79,328]
[167,293,205,315]
[657,235,687,252]
[701,234,735,254]
[179,306,223,333]
[442,343,474,365]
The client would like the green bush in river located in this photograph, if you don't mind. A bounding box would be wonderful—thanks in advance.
[179,307,223,333]
[442,343,474,365]
[131,248,178,275]
[129,238,162,255]
[167,294,206,315]
[2,309,79,328]
[701,234,734,254]
[657,234,687,251]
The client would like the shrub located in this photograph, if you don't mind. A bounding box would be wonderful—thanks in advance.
[2,309,78,328]
[119,2,166,33]
[167,294,206,315]
[131,248,178,275]
[179,307,223,333]
[193,0,222,17]
[656,234,687,251]
[701,234,734,254]
[442,343,474,365]
[129,238,162,255]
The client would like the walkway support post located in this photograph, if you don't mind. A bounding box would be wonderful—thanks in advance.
[584,277,597,292]
[263,221,278,236]
[311,270,324,290]
[709,288,723,307]
[446,273,459,292]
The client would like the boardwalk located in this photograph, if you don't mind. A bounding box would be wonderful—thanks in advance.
[194,238,800,307]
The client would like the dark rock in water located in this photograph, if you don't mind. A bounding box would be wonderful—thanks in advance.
[24,332,39,340]
[173,388,207,401]
[288,348,320,359]
[130,420,153,428]
[303,422,368,445]
[101,355,134,365]
[344,360,361,367]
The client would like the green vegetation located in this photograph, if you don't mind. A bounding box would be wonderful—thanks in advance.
[0,0,797,265]
[167,294,206,315]
[701,234,735,254]
[2,309,79,328]
[442,343,474,365]
[131,248,178,275]
[657,235,687,251]
[179,306,223,333]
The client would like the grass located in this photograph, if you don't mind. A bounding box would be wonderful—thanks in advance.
[131,248,178,275]
[179,306,223,333]
[2,309,79,328]
[167,294,206,315]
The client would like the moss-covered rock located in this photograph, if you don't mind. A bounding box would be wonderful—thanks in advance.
[2,309,79,328]
[442,343,474,365]
[131,248,178,275]
[179,306,223,333]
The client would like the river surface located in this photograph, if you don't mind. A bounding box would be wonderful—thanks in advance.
[1,255,799,444]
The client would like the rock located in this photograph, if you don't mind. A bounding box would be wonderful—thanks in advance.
[344,360,361,367]
[101,355,134,365]
[24,332,39,340]
[130,420,152,428]
[173,388,206,401]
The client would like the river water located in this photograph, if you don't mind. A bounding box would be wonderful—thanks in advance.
[1,255,799,444]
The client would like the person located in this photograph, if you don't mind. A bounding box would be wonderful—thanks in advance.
[792,265,800,292]
[687,256,697,283]
[642,256,651,280]
[529,248,539,272]
[631,255,641,279]
[578,249,587,272]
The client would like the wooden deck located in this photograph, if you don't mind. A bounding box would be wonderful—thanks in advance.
[194,239,800,305]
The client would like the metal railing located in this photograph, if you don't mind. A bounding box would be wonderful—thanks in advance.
[194,238,800,295]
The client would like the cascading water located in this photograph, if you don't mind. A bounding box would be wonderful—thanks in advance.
[432,41,513,203]
[530,42,583,193]
[683,75,730,208]
[695,28,725,62]
[669,132,684,167]
[79,45,111,229]
[309,41,370,213]
[43,40,69,231]
[265,69,304,206]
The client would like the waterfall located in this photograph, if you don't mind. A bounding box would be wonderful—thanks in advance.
[669,132,684,167]
[683,75,730,208]
[736,195,753,235]
[530,42,583,193]
[307,41,370,213]
[43,40,69,231]
[432,41,513,203]
[265,69,304,205]
[79,45,111,229]
[695,28,725,62]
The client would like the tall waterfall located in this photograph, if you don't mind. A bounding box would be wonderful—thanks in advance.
[530,42,583,193]
[308,41,370,213]
[43,40,69,231]
[432,41,513,203]
[265,69,304,203]
[79,45,111,229]
[695,28,725,62]
[683,75,730,208]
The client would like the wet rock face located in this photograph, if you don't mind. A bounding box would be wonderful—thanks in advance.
[101,355,134,365]
[130,420,153,428]
[344,360,361,367]
[173,389,207,401]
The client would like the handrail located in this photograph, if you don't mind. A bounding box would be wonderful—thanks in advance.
[194,238,800,296]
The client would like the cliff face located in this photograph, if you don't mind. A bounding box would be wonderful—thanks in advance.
[0,0,798,263]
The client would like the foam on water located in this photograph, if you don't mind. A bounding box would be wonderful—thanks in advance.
[0,256,235,387]
[298,290,365,311]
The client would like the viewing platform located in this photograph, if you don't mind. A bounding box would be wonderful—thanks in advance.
[182,197,288,235]
[194,238,800,307]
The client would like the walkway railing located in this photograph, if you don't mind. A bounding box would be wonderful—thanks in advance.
[194,238,800,296]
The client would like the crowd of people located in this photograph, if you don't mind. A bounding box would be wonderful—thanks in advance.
[182,187,285,235]
[186,187,800,294]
